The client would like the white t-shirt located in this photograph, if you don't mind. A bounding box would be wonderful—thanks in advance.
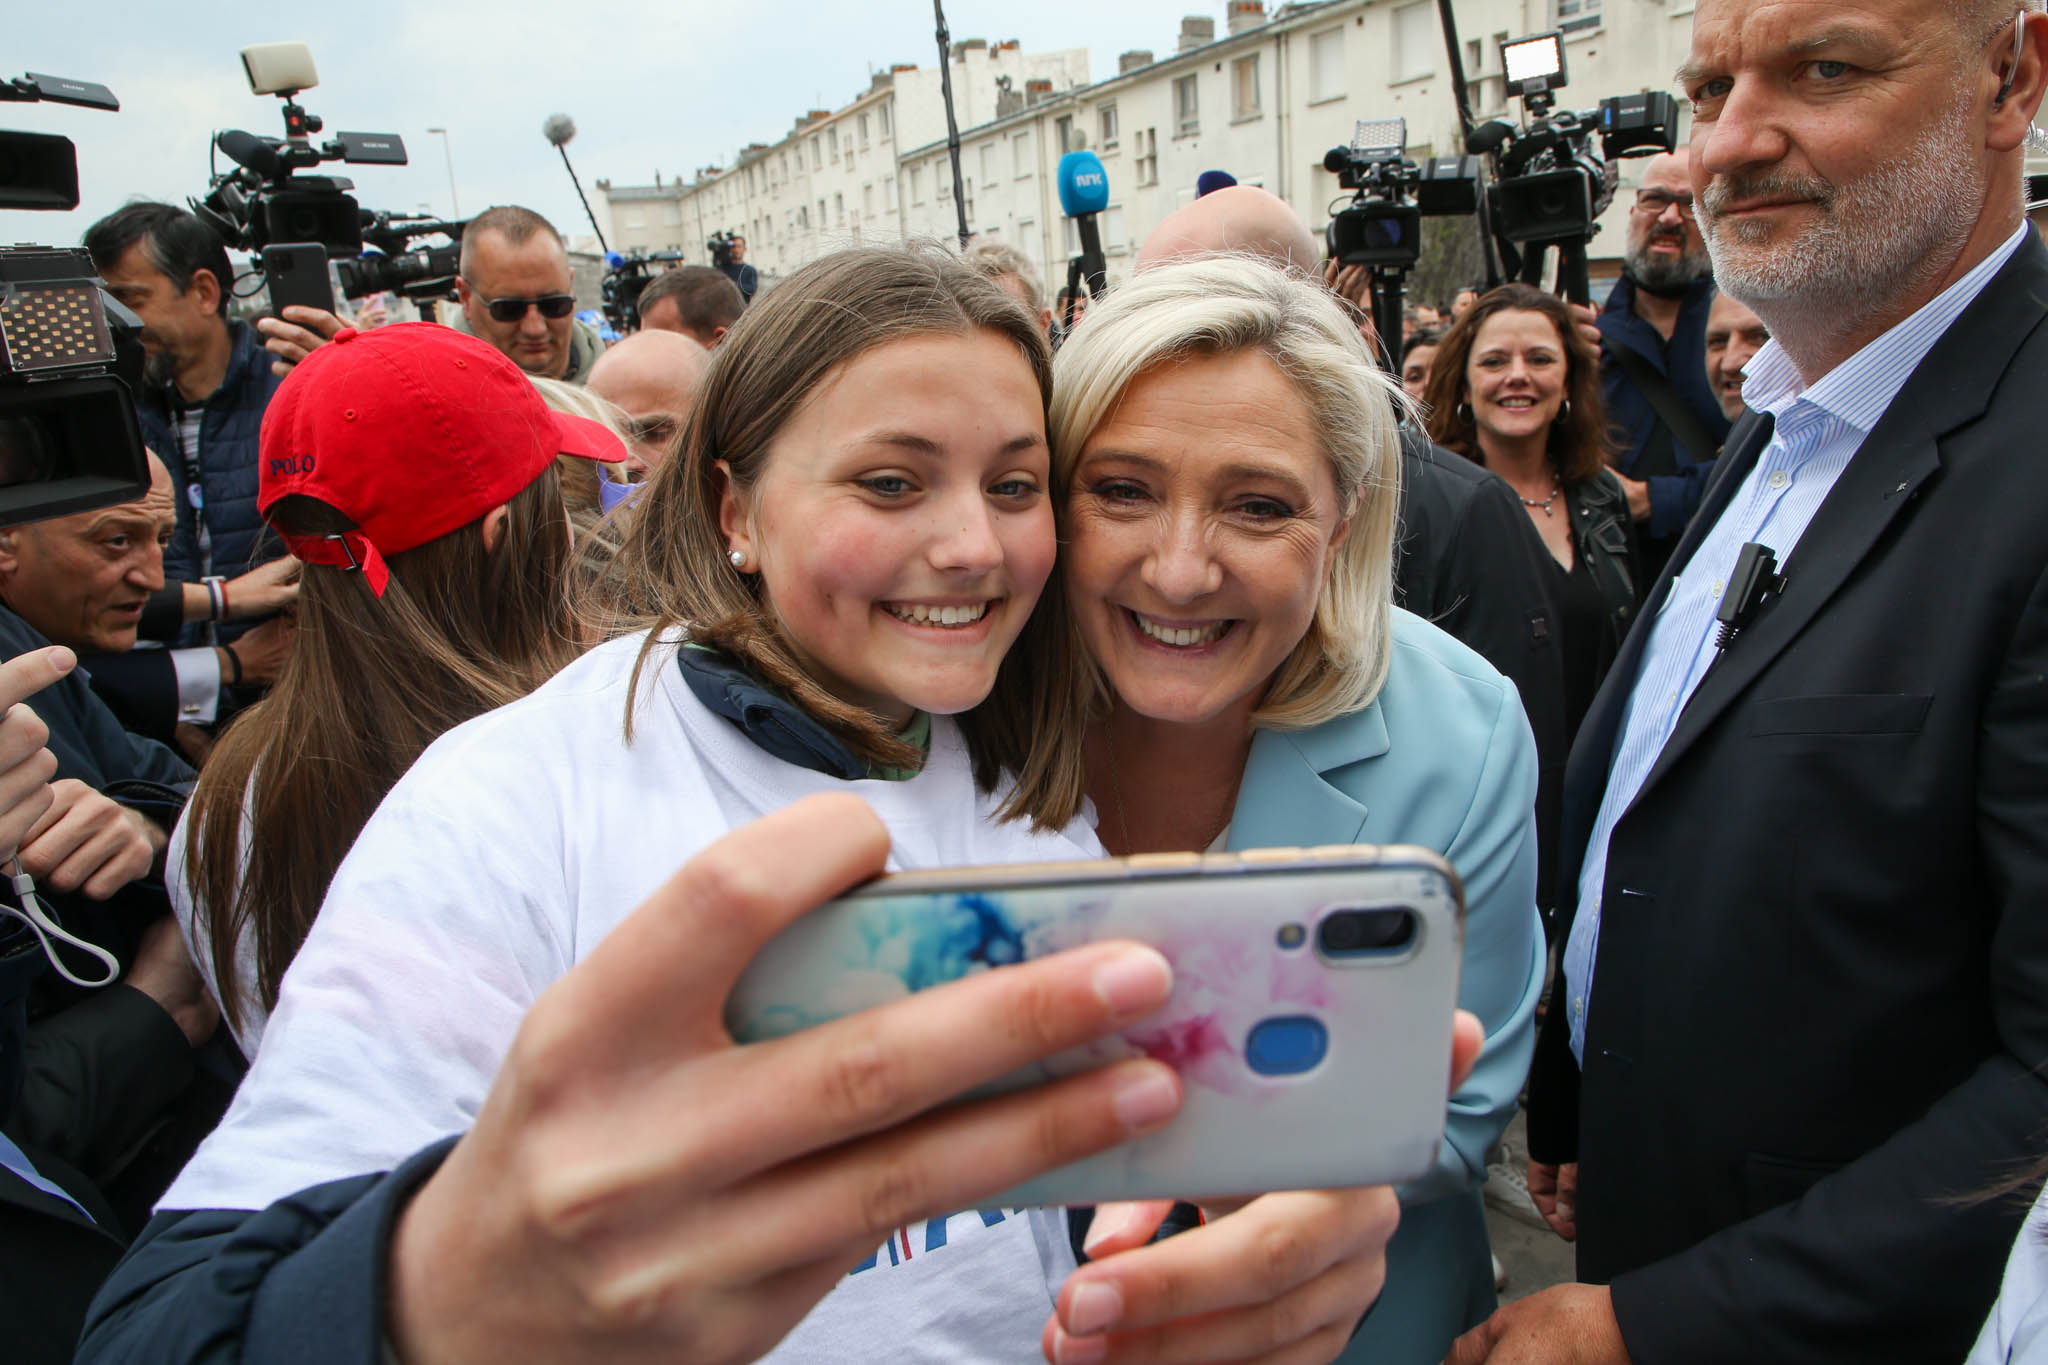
[167,793,266,1054]
[1970,1179,2048,1364]
[162,631,1102,1363]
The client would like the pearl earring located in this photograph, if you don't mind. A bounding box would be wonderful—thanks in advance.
[729,549,748,570]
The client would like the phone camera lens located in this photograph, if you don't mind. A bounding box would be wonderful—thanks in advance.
[1317,907,1416,957]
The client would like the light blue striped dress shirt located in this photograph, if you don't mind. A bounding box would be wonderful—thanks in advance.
[1563,225,2030,1062]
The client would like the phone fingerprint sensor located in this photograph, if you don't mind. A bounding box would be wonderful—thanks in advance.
[1245,1016,1328,1076]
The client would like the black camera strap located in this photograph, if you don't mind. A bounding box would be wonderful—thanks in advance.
[1602,335,1722,468]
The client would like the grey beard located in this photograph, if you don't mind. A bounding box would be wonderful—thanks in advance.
[1625,238,1711,293]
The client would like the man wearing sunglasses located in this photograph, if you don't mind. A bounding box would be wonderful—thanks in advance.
[454,206,603,385]
[1596,151,1732,581]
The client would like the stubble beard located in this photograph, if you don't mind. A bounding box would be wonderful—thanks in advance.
[1699,79,1982,345]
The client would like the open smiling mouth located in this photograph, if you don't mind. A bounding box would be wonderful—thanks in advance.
[883,601,993,628]
[1128,608,1235,649]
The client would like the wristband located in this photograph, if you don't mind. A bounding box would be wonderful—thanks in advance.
[202,575,228,622]
[221,645,243,688]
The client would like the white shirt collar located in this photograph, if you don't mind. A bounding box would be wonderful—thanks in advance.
[1740,223,2030,433]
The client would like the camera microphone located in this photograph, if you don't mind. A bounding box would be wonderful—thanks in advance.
[216,128,282,179]
[543,114,576,149]
[1465,120,1515,157]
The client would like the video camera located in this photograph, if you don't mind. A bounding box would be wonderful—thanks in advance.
[335,212,468,320]
[1466,31,1679,302]
[191,43,407,259]
[0,72,151,527]
[601,250,688,334]
[1321,118,1481,368]
[707,230,739,270]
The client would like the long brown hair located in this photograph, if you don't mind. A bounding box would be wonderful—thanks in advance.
[183,466,580,1032]
[1421,283,1611,484]
[613,245,1053,783]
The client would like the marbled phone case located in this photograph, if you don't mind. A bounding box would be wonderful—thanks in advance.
[727,845,1464,1205]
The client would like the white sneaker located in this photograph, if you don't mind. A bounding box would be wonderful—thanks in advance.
[1493,1252,1509,1292]
[1484,1157,1549,1231]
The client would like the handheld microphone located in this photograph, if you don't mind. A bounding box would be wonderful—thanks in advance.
[1056,150,1111,321]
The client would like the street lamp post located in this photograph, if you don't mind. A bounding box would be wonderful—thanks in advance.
[426,126,460,218]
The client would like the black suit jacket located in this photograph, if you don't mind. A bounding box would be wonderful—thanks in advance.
[1526,233,2048,1362]
[1394,432,1570,910]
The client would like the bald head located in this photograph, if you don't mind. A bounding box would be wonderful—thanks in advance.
[587,329,709,478]
[1137,186,1321,273]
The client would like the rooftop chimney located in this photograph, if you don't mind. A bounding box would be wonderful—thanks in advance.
[1178,15,1216,52]
[1118,49,1155,74]
[1025,77,1053,105]
[1226,0,1266,35]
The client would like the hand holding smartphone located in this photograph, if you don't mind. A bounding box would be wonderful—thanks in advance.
[728,844,1465,1205]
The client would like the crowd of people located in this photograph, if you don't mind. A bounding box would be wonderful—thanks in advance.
[2,0,2047,1361]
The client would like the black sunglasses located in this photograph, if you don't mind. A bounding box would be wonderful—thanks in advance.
[462,280,576,323]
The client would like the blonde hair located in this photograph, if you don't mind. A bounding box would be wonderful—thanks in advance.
[995,253,1405,826]
[529,375,634,632]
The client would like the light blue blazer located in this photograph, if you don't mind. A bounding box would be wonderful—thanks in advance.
[1226,608,1544,1365]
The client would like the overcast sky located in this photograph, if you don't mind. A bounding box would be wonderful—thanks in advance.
[4,0,1212,257]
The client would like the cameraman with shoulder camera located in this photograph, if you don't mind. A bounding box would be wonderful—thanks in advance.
[1596,152,1731,580]
[453,206,602,384]
[712,231,757,303]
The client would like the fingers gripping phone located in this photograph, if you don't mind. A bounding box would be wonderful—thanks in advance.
[261,242,336,316]
[727,845,1464,1206]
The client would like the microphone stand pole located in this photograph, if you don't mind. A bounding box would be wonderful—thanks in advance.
[554,142,610,255]
[934,0,972,249]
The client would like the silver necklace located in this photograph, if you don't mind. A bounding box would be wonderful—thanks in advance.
[1519,481,1563,517]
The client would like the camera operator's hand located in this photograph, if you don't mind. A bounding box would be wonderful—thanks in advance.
[259,305,350,377]
[387,793,1184,1365]
[19,778,164,901]
[124,914,219,1048]
[1323,260,1379,354]
[1567,301,1603,354]
[0,647,69,860]
[353,297,391,330]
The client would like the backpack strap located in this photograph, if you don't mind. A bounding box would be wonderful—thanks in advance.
[1602,335,1721,469]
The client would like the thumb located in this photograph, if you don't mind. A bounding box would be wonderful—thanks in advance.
[1081,1198,1177,1258]
[0,646,75,710]
[548,791,891,1048]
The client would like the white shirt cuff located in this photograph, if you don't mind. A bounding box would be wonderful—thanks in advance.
[170,647,221,725]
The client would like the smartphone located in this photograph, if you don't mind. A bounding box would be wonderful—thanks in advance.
[261,243,335,316]
[727,845,1464,1205]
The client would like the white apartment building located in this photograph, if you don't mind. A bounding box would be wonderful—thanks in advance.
[595,41,1090,277]
[899,0,1704,305]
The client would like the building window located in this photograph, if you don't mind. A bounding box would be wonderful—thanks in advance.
[1231,54,1261,119]
[799,205,809,229]
[863,183,874,217]
[624,207,646,229]
[834,192,844,223]
[1056,114,1076,154]
[1309,27,1345,102]
[1173,74,1200,137]
[830,137,840,163]
[884,174,896,206]
[859,113,871,147]
[844,137,855,161]
[1134,127,1159,186]
[661,203,681,226]
[980,141,998,185]
[938,167,951,201]
[1393,2,1435,82]
[1099,102,1119,150]
[1555,0,1601,26]
[879,104,892,139]
[911,166,925,204]
[1012,130,1033,178]
[818,198,827,224]
[810,136,822,169]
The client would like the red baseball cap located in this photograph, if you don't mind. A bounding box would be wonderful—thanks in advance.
[258,322,625,595]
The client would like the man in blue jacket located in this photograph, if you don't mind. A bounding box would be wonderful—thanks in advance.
[84,204,285,601]
[1597,153,1731,580]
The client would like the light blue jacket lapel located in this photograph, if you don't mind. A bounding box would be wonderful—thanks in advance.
[1227,704,1390,851]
